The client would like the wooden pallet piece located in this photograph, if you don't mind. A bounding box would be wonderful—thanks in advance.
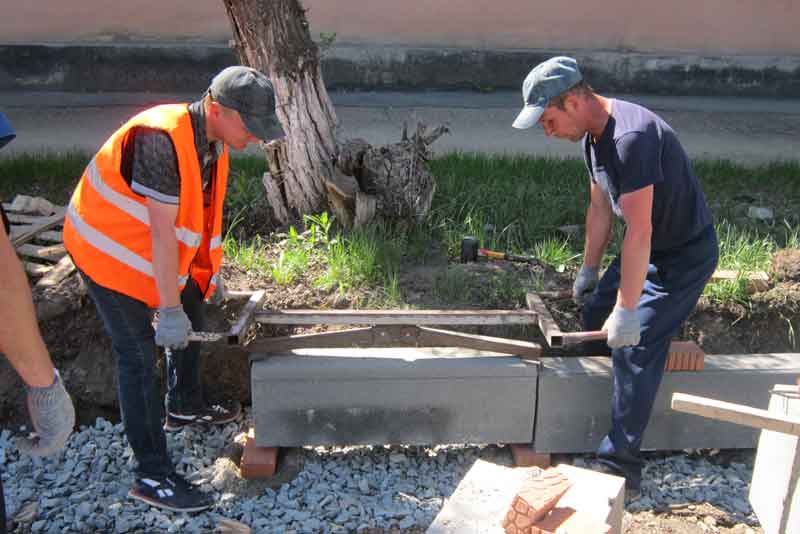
[35,254,75,288]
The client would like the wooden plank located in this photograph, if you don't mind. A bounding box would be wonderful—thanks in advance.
[17,243,66,261]
[671,392,800,436]
[38,230,63,243]
[34,254,75,288]
[23,262,51,276]
[253,308,539,326]
[228,290,267,345]
[7,213,55,225]
[417,326,542,358]
[11,208,65,248]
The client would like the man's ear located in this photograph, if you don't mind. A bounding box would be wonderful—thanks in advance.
[564,93,581,115]
[207,101,222,118]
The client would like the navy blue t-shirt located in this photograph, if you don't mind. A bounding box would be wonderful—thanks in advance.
[583,99,712,252]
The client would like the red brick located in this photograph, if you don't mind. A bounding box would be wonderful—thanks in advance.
[240,431,278,479]
[510,444,551,468]
[503,468,573,534]
[666,341,705,372]
[531,506,611,534]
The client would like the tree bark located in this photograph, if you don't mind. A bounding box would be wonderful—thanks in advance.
[222,0,338,220]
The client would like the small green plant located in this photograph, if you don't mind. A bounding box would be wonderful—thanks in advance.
[533,237,581,272]
[222,234,271,274]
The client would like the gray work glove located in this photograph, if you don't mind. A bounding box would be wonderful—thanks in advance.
[209,275,226,306]
[602,305,641,349]
[572,265,599,307]
[155,305,192,350]
[16,369,75,457]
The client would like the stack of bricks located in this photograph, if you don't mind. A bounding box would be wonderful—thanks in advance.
[665,340,705,372]
[502,468,611,534]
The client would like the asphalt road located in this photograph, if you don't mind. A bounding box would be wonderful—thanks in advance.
[3,90,800,165]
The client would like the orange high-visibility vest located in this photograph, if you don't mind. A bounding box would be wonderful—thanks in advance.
[63,104,229,308]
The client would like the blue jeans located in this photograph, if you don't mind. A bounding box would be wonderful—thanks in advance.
[79,270,206,477]
[582,225,718,485]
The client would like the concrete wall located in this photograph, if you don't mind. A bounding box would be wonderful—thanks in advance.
[3,0,799,55]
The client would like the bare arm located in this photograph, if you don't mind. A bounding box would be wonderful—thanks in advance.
[582,181,614,268]
[617,185,653,310]
[0,227,55,387]
[147,199,181,308]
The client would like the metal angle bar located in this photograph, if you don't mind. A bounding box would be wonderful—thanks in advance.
[253,309,538,326]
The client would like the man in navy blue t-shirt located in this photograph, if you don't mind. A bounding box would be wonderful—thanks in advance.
[513,57,719,492]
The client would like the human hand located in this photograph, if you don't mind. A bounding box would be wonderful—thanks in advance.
[155,305,192,350]
[572,265,599,307]
[209,275,226,306]
[16,370,75,456]
[602,305,641,348]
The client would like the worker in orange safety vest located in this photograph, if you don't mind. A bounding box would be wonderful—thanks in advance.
[64,66,283,513]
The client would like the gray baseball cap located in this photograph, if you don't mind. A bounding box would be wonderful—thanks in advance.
[208,66,285,141]
[512,56,583,130]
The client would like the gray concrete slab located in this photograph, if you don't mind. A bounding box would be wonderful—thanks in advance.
[750,384,800,534]
[3,91,799,165]
[425,458,539,534]
[250,347,539,447]
[534,354,800,453]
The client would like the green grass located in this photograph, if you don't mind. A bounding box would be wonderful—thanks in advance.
[3,151,799,307]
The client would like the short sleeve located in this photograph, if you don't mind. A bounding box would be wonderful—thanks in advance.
[130,129,181,204]
[614,131,663,195]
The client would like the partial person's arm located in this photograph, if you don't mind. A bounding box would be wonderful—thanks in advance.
[148,198,192,349]
[0,224,75,455]
[582,181,614,268]
[617,185,653,310]
[0,223,55,387]
[148,199,181,308]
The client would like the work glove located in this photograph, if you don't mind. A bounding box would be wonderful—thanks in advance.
[16,369,75,457]
[572,265,599,307]
[602,305,641,349]
[155,305,192,350]
[209,275,226,306]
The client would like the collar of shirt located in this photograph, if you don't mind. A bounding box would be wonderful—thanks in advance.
[188,100,224,177]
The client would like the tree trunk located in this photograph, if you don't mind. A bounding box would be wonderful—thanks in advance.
[222,0,337,221]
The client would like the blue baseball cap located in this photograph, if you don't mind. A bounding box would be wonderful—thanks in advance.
[208,66,285,141]
[0,112,15,150]
[512,56,583,130]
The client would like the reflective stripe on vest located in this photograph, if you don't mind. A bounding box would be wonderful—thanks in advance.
[68,204,193,288]
[85,158,202,248]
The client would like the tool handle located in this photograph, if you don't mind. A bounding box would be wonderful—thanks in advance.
[479,248,506,260]
[559,330,607,346]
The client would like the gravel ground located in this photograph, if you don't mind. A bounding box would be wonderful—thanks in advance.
[1,410,762,533]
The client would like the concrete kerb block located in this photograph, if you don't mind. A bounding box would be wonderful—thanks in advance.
[534,354,800,453]
[749,384,800,534]
[251,347,538,447]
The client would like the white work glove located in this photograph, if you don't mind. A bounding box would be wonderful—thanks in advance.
[209,275,226,306]
[155,305,192,350]
[17,369,75,457]
[602,305,641,349]
[572,265,599,307]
